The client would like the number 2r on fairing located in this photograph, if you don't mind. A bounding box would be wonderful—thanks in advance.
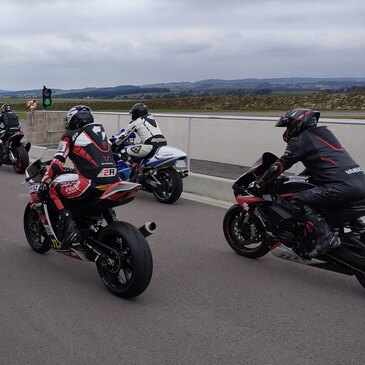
[97,168,116,178]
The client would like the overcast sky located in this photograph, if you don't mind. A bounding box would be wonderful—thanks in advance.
[1,0,364,90]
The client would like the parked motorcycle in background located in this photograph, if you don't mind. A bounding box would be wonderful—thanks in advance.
[0,128,30,174]
[223,152,365,290]
[23,155,155,298]
[111,130,188,204]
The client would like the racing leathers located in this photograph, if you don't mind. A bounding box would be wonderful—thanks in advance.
[258,125,365,257]
[42,123,120,247]
[114,114,167,159]
[0,112,20,143]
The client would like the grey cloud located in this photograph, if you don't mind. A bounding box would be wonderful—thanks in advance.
[0,0,364,89]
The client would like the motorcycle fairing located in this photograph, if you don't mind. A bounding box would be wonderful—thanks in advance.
[144,146,187,169]
[51,173,79,185]
[99,181,141,201]
[8,130,24,146]
[276,178,315,195]
[236,196,264,205]
[116,159,131,180]
[250,200,294,228]
[233,152,278,193]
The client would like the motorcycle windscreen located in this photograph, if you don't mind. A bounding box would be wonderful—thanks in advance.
[234,152,279,189]
[25,159,43,182]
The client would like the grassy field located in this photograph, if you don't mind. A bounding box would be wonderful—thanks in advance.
[1,91,364,119]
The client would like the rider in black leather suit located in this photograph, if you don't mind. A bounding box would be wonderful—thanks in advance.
[256,108,365,257]
[0,104,20,143]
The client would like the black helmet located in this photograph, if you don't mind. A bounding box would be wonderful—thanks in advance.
[276,108,320,142]
[129,103,148,121]
[65,105,94,130]
[1,104,12,114]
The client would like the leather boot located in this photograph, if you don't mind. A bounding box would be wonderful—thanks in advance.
[349,218,365,234]
[307,215,340,257]
[59,209,81,249]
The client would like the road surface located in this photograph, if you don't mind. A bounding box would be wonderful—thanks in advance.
[0,165,364,365]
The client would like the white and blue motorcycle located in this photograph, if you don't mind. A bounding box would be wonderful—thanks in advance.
[111,131,188,204]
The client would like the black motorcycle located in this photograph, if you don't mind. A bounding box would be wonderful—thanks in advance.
[223,152,365,290]
[0,128,30,174]
[23,158,155,298]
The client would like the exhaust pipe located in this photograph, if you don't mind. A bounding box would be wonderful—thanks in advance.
[139,222,157,238]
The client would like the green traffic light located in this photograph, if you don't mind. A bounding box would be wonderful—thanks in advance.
[44,98,52,106]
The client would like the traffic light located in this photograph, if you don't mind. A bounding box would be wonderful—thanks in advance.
[42,86,52,109]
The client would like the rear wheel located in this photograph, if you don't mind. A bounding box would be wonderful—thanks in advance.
[355,272,365,290]
[23,203,51,253]
[223,204,270,258]
[13,145,29,174]
[152,167,183,204]
[96,222,153,298]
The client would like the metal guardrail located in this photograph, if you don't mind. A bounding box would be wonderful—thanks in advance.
[38,111,365,172]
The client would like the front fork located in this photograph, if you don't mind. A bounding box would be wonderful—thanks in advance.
[32,201,61,249]
[243,207,281,250]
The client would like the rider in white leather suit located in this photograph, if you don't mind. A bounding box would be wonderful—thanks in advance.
[114,103,167,159]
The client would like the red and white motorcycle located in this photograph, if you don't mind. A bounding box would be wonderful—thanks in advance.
[23,157,155,298]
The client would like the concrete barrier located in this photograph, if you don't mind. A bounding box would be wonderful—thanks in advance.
[183,173,234,203]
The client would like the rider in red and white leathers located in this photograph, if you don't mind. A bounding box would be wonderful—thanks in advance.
[40,105,120,248]
[113,103,167,177]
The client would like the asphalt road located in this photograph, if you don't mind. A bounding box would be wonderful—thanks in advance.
[0,165,364,365]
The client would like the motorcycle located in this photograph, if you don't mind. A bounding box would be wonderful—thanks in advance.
[23,157,155,298]
[223,152,365,290]
[111,130,188,204]
[0,128,31,174]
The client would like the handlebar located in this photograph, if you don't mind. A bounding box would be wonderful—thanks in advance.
[25,162,76,183]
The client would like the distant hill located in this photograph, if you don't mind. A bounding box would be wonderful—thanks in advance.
[1,77,365,99]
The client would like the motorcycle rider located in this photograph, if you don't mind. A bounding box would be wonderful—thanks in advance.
[39,105,120,249]
[252,108,365,257]
[0,104,20,144]
[112,103,167,179]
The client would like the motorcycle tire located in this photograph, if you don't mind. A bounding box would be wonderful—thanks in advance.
[152,167,183,204]
[96,221,153,298]
[13,145,29,174]
[23,203,52,253]
[223,204,270,259]
[355,272,365,290]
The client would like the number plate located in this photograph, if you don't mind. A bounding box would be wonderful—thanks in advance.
[29,184,40,193]
[175,159,187,170]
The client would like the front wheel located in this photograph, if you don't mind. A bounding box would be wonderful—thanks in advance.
[96,222,153,298]
[13,145,29,174]
[23,203,51,253]
[152,167,183,204]
[223,204,270,258]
